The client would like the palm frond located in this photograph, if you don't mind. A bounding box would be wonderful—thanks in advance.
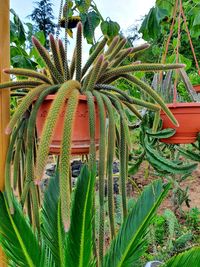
[0,192,41,267]
[65,165,95,267]
[103,180,170,267]
[41,172,64,267]
[162,247,200,267]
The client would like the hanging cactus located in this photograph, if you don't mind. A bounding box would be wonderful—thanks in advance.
[1,21,186,257]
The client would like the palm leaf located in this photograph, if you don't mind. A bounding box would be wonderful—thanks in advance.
[162,247,200,267]
[0,192,41,267]
[103,180,170,267]
[41,172,65,267]
[65,165,95,267]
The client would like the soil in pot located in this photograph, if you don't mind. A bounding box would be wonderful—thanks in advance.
[160,102,200,144]
[36,95,100,155]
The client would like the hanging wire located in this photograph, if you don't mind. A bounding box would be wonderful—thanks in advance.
[56,0,64,40]
[64,0,69,80]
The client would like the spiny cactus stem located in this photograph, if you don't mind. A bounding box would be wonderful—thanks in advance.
[82,36,108,77]
[83,55,104,92]
[107,38,127,62]
[93,91,106,264]
[100,93,116,239]
[95,84,160,111]
[0,80,43,90]
[49,34,63,76]
[69,47,76,80]
[122,74,179,127]
[122,101,142,120]
[58,39,70,80]
[32,36,64,84]
[35,80,81,182]
[6,84,48,134]
[60,89,79,232]
[4,68,52,84]
[152,110,161,133]
[110,47,134,68]
[5,119,25,214]
[131,43,150,53]
[99,63,185,84]
[105,36,120,56]
[76,22,82,82]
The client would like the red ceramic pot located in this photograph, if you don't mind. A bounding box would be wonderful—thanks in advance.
[193,84,200,93]
[160,102,200,144]
[36,95,100,155]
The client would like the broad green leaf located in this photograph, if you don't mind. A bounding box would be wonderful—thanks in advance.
[82,11,101,44]
[10,9,26,45]
[193,13,200,26]
[75,0,91,13]
[162,247,200,266]
[101,19,120,39]
[0,193,41,267]
[104,180,170,267]
[65,165,95,267]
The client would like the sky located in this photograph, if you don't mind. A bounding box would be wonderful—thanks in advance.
[10,0,155,61]
[10,0,155,32]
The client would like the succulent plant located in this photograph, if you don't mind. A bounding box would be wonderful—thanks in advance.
[0,21,185,262]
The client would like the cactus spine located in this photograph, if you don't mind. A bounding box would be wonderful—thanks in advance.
[60,89,79,232]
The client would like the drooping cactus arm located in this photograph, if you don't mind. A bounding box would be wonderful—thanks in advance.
[0,80,43,90]
[32,36,64,84]
[99,63,185,84]
[6,84,49,134]
[95,84,160,111]
[60,89,79,232]
[100,93,116,239]
[49,34,63,77]
[93,90,106,264]
[21,85,60,207]
[75,22,82,82]
[4,68,52,84]
[122,101,143,120]
[82,37,108,77]
[35,80,81,182]
[122,74,179,127]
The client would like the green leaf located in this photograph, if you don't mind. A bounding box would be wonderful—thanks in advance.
[10,9,26,45]
[193,13,200,26]
[41,172,65,266]
[100,19,120,39]
[162,247,200,266]
[81,11,101,44]
[104,180,170,267]
[65,165,95,267]
[75,0,91,13]
[139,6,168,40]
[0,193,41,267]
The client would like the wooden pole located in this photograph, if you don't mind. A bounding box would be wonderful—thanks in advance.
[0,0,10,266]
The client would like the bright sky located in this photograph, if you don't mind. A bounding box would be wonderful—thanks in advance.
[10,0,155,61]
[10,0,155,32]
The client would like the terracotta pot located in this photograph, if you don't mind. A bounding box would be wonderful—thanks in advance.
[160,102,200,144]
[193,84,200,93]
[36,95,100,155]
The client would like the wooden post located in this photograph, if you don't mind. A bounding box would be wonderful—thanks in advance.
[0,0,10,266]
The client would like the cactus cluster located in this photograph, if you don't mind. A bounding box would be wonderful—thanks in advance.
[0,21,186,261]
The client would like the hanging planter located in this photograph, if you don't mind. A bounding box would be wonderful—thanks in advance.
[193,84,200,93]
[160,102,200,144]
[36,95,100,155]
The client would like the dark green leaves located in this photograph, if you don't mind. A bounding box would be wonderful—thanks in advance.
[76,0,91,13]
[139,6,168,40]
[101,19,120,39]
[81,11,101,44]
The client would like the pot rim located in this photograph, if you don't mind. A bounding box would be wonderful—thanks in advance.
[42,94,88,101]
[165,102,200,108]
